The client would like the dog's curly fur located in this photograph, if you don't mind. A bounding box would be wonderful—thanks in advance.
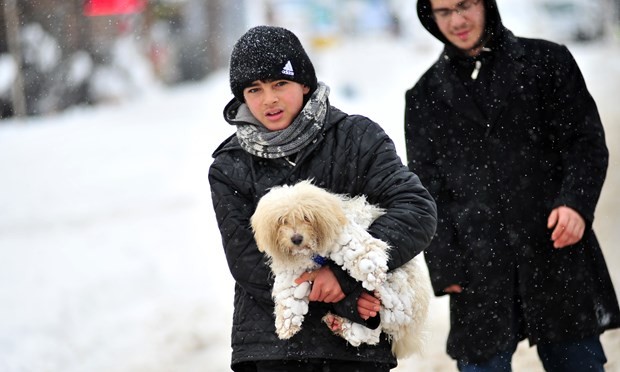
[251,180,431,358]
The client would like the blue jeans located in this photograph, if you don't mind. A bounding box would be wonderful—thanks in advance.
[457,349,514,372]
[457,336,607,372]
[537,336,607,372]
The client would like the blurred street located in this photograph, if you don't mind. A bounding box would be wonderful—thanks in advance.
[1,0,620,370]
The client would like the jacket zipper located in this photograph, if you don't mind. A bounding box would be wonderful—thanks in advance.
[471,60,482,80]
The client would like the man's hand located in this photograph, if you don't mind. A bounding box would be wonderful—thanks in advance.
[547,206,585,249]
[295,266,345,303]
[444,284,463,294]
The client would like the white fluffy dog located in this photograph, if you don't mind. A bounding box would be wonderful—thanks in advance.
[251,180,430,358]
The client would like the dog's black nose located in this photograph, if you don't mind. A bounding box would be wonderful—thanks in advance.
[291,234,303,246]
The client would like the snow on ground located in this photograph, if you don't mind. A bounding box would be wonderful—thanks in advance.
[1,35,619,372]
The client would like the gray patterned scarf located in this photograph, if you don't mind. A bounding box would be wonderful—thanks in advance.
[235,82,330,159]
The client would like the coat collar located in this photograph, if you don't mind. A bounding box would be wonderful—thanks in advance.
[430,28,526,133]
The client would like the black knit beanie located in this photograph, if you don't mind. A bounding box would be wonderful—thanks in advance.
[229,25,318,102]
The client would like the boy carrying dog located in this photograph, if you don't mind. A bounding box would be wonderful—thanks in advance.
[209,25,437,371]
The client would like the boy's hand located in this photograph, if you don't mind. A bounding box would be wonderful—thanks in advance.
[357,291,381,320]
[295,266,345,303]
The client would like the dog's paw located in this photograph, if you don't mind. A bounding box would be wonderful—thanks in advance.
[275,305,305,339]
[273,286,310,340]
[322,312,381,347]
[322,312,344,333]
[276,320,302,339]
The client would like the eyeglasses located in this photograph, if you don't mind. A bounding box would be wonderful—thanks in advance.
[432,0,482,21]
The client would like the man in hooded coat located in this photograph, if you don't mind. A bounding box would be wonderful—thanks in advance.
[405,0,620,370]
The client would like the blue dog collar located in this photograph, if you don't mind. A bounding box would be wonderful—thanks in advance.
[312,255,327,266]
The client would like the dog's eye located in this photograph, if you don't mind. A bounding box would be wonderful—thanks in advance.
[303,215,312,223]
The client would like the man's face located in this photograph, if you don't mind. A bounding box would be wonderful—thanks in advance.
[243,80,310,131]
[430,0,486,56]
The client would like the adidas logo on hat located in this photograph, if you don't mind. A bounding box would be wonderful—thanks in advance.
[281,61,294,76]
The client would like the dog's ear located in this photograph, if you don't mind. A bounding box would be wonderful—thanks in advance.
[307,192,347,251]
[251,194,283,253]
[251,213,269,253]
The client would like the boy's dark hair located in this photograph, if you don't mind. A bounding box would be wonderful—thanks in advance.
[229,25,318,102]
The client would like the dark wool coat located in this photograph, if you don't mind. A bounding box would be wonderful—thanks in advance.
[210,99,437,368]
[406,0,620,363]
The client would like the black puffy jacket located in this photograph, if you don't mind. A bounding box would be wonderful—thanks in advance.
[209,98,437,368]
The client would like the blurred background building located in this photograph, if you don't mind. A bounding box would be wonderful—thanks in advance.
[0,0,618,119]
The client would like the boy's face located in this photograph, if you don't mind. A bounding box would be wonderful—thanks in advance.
[243,80,310,131]
[430,0,486,56]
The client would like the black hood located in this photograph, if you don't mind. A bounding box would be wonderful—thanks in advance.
[417,0,503,50]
